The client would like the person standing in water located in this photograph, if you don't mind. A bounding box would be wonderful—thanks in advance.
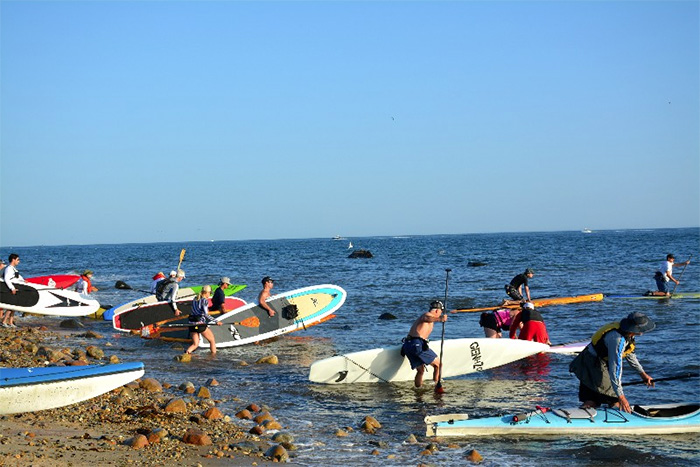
[258,276,276,317]
[401,300,447,388]
[185,285,222,355]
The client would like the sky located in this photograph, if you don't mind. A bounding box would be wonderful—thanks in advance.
[1,1,698,247]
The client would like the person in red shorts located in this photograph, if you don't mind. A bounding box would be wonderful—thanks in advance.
[509,302,550,345]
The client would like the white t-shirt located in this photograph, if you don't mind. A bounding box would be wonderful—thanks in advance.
[660,260,673,282]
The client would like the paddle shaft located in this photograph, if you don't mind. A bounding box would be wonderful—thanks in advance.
[436,268,451,392]
[622,372,699,386]
[671,254,692,295]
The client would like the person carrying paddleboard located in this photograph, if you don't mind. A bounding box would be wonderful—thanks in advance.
[401,300,447,388]
[504,268,535,304]
[569,312,655,413]
[651,254,690,296]
[156,269,185,316]
[258,276,276,317]
[2,254,24,328]
[185,285,222,355]
[211,276,231,314]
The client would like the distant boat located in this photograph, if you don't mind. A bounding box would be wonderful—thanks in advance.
[582,228,593,234]
[332,235,345,240]
[348,241,353,249]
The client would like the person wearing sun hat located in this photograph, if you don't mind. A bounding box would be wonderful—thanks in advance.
[75,269,98,295]
[569,312,656,413]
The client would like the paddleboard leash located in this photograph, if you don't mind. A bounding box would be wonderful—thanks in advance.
[340,354,399,386]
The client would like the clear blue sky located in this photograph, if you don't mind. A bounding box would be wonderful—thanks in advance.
[1,1,698,247]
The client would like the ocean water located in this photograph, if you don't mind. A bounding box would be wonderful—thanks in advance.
[2,228,699,466]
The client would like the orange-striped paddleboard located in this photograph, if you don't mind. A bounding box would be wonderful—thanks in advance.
[453,293,603,313]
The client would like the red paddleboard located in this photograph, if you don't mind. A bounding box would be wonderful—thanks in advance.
[26,275,81,289]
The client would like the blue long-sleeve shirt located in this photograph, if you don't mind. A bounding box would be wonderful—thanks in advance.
[587,330,645,397]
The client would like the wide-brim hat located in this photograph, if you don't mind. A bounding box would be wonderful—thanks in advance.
[620,312,655,333]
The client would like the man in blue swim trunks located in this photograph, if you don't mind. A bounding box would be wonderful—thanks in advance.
[402,300,447,388]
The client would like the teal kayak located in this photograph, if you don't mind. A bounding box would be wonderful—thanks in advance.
[426,403,700,436]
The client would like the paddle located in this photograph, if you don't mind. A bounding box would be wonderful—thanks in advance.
[160,316,260,329]
[177,248,186,271]
[671,254,692,296]
[140,316,260,339]
[435,268,451,394]
[622,372,699,386]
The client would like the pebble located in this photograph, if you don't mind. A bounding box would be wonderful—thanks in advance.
[465,449,484,463]
[255,355,278,365]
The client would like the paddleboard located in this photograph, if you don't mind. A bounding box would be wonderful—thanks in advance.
[0,362,144,415]
[113,296,247,332]
[0,280,100,317]
[426,402,700,436]
[182,284,346,349]
[104,283,247,322]
[454,293,603,313]
[26,275,81,289]
[605,292,700,299]
[309,338,549,384]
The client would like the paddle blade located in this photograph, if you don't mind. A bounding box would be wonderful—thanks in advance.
[435,381,445,394]
[237,316,260,327]
[140,324,160,339]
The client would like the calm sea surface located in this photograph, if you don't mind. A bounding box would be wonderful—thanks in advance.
[2,228,699,466]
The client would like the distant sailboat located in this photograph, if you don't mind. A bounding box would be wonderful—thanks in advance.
[582,228,593,234]
[348,241,353,249]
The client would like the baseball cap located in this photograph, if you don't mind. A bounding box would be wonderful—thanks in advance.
[220,277,231,285]
[262,276,274,285]
[430,300,445,310]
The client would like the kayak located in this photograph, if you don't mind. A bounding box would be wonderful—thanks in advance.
[606,292,700,299]
[425,403,700,436]
[104,282,247,322]
[309,339,549,384]
[26,275,81,289]
[0,362,144,415]
[546,340,588,354]
[113,296,247,332]
[454,293,603,313]
[0,280,100,317]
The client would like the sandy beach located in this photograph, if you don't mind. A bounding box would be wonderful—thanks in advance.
[0,325,295,466]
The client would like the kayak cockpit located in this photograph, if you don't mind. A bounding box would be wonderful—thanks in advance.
[633,403,700,418]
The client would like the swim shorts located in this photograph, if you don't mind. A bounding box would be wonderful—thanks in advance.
[401,337,437,369]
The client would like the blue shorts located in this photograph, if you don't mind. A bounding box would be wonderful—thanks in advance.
[402,338,437,369]
[655,272,669,293]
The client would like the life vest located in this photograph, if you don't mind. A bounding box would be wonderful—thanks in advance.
[81,275,94,293]
[155,278,175,301]
[591,322,635,360]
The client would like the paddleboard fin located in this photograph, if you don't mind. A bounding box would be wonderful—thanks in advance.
[229,325,241,340]
[335,370,348,383]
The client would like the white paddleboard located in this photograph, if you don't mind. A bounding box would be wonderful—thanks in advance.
[0,280,100,317]
[309,338,549,384]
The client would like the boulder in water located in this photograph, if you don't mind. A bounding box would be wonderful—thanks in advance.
[115,280,132,290]
[348,249,373,259]
[378,312,397,320]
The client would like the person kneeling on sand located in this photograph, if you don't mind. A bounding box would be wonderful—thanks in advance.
[401,300,447,388]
